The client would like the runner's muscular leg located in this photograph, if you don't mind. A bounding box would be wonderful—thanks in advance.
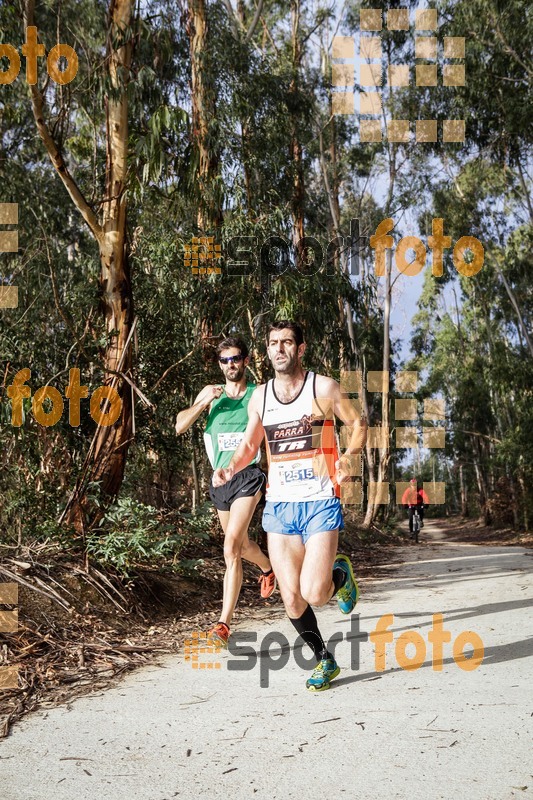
[267,533,307,618]
[218,492,271,625]
[299,529,339,607]
[218,491,270,570]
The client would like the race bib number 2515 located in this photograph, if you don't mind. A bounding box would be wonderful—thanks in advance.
[283,466,315,484]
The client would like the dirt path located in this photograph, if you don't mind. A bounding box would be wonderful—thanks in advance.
[1,520,532,799]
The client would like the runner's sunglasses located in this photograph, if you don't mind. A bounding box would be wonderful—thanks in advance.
[218,355,244,364]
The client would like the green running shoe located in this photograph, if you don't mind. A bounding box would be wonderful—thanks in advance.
[334,554,359,614]
[306,658,340,692]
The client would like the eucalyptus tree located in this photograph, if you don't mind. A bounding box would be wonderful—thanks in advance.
[0,0,190,529]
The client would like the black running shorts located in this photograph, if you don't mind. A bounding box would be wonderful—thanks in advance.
[209,464,266,511]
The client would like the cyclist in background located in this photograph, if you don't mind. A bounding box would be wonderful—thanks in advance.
[402,478,430,535]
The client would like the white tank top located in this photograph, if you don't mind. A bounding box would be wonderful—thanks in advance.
[261,371,340,502]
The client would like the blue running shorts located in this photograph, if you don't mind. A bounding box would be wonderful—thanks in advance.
[262,498,344,544]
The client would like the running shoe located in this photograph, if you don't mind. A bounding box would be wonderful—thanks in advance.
[207,622,230,649]
[258,570,277,599]
[334,554,360,614]
[306,658,340,692]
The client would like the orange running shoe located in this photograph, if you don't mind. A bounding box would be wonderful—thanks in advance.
[258,570,277,599]
[207,621,230,648]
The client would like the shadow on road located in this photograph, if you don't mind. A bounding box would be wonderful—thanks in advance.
[333,632,533,687]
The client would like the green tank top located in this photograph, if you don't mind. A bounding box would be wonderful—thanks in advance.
[203,383,259,470]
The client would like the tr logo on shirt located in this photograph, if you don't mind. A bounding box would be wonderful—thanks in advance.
[277,440,306,453]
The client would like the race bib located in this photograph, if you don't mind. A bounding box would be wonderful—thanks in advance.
[273,460,318,493]
[218,431,244,452]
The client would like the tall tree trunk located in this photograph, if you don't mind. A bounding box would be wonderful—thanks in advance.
[317,126,357,363]
[364,247,392,529]
[188,0,223,232]
[190,422,200,511]
[318,120,372,515]
[326,110,348,370]
[446,460,459,514]
[517,468,529,531]
[459,463,468,517]
[89,0,134,498]
[237,2,254,217]
[473,440,490,524]
[364,125,396,526]
[377,247,392,477]
[362,354,376,529]
[290,0,305,260]
[26,0,135,529]
[497,263,533,357]
[484,313,520,528]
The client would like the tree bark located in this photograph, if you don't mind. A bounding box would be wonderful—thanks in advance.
[188,0,223,232]
[517,468,529,531]
[459,463,468,517]
[290,0,305,260]
[473,441,490,524]
[377,247,392,482]
[26,0,135,529]
[89,0,134,498]
[494,260,533,358]
[317,125,357,362]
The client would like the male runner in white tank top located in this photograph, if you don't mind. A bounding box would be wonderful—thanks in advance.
[213,321,367,691]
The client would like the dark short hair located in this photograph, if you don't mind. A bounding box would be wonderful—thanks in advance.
[217,336,249,359]
[267,320,304,347]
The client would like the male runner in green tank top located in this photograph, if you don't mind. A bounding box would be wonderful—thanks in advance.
[175,336,276,647]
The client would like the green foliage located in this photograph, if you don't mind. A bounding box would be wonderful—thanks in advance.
[0,0,530,568]
[86,497,188,578]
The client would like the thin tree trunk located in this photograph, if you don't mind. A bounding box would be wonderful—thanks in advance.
[362,353,376,529]
[326,109,347,369]
[188,0,222,232]
[318,121,374,517]
[491,253,533,357]
[364,125,395,526]
[290,0,305,260]
[190,434,200,511]
[459,463,468,517]
[484,313,520,528]
[236,3,254,217]
[377,247,392,481]
[317,126,357,361]
[517,469,529,531]
[446,460,459,514]
[473,440,490,524]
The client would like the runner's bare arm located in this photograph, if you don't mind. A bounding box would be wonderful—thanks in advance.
[212,386,265,487]
[175,385,223,435]
[315,375,368,484]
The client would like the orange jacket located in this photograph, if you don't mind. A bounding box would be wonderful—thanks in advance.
[401,487,429,506]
